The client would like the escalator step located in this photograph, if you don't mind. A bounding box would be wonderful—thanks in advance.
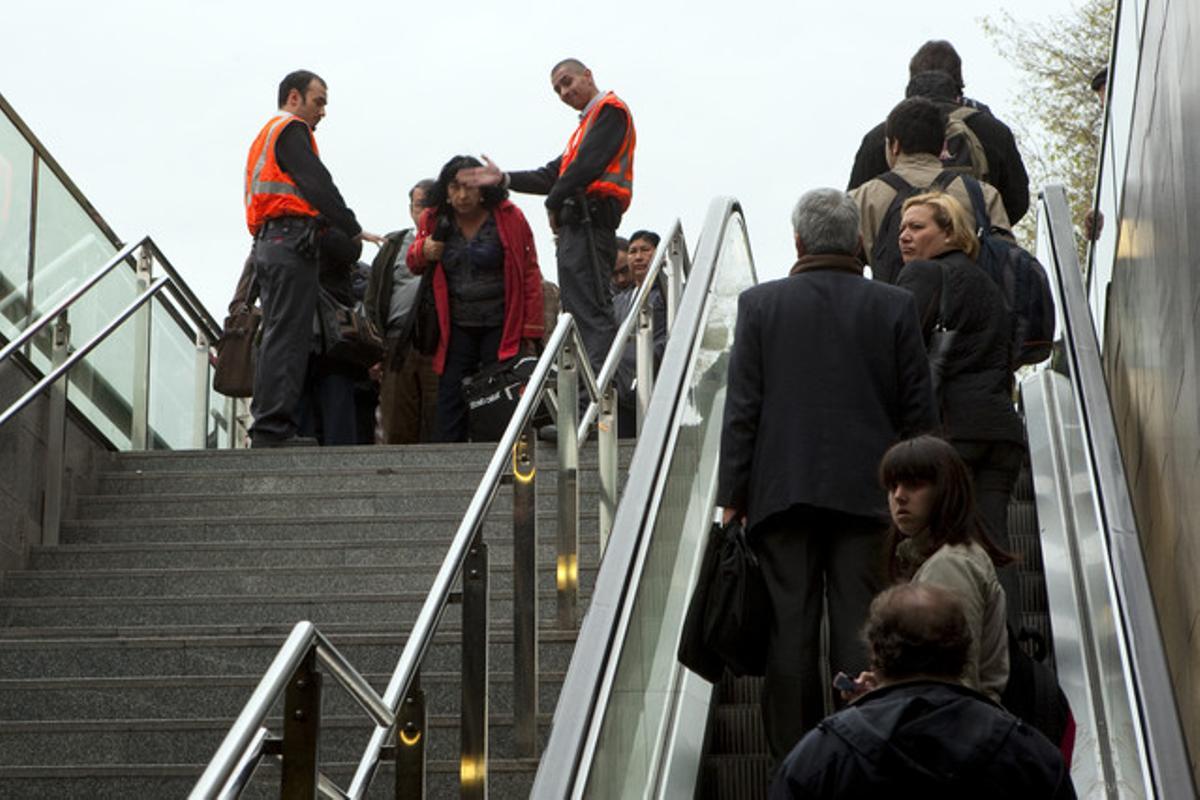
[1008,502,1039,538]
[719,674,764,705]
[1019,572,1049,613]
[1009,530,1043,568]
[707,704,768,755]
[701,755,774,799]
[1011,467,1034,501]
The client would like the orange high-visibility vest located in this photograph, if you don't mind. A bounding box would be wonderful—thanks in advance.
[244,113,321,235]
[559,92,635,212]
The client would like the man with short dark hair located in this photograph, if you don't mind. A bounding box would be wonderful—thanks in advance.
[847,40,1030,225]
[770,583,1076,799]
[365,178,439,443]
[613,229,666,436]
[852,96,1010,283]
[717,188,937,759]
[459,59,636,377]
[244,69,381,447]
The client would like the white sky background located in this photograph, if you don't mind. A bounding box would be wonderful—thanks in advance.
[2,0,1075,317]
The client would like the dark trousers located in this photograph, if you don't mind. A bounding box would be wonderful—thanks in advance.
[556,221,617,376]
[955,438,1025,627]
[753,505,886,761]
[435,324,502,442]
[298,359,358,446]
[379,337,438,444]
[249,221,318,441]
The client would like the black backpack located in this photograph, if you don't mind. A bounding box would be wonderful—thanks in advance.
[869,170,957,284]
[1001,626,1075,762]
[960,178,1056,366]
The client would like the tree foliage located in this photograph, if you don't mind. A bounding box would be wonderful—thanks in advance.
[983,0,1114,250]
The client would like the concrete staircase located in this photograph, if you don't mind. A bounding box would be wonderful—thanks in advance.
[0,442,628,798]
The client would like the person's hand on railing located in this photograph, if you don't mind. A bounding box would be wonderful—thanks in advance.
[721,507,745,527]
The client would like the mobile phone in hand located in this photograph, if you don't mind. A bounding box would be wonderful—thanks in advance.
[832,671,859,694]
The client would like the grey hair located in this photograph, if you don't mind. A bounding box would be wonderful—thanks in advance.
[790,188,861,255]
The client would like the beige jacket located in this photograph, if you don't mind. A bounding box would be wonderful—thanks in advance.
[851,153,1012,263]
[913,541,1009,702]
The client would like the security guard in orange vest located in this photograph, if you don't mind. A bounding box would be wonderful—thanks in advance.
[244,69,381,447]
[460,58,635,378]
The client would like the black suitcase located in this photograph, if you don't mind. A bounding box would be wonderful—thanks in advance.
[462,356,552,442]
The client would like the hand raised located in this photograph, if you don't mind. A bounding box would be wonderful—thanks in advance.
[458,154,504,187]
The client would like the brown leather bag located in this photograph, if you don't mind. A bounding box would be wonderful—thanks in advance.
[213,304,261,398]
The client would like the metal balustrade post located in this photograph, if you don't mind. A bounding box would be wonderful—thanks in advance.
[635,304,655,434]
[280,649,321,799]
[129,245,153,450]
[460,531,489,799]
[556,340,580,629]
[597,385,618,555]
[41,313,71,547]
[193,332,210,449]
[394,671,426,799]
[511,424,538,757]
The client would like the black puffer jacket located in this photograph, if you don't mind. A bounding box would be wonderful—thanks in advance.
[769,680,1076,799]
[897,250,1023,445]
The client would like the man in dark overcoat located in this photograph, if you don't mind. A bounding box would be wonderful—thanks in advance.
[716,187,937,759]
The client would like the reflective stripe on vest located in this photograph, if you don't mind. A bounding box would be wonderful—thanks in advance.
[244,114,321,235]
[559,92,636,212]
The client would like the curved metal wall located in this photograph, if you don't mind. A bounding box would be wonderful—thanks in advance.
[1101,0,1200,784]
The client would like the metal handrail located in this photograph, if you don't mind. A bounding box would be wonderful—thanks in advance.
[0,275,169,428]
[532,197,752,796]
[190,621,394,799]
[578,220,690,440]
[1039,184,1194,798]
[0,240,142,366]
[346,313,600,798]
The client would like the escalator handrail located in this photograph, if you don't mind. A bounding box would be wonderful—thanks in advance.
[531,197,753,797]
[1040,184,1194,797]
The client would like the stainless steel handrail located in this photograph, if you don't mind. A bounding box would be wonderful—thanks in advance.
[531,197,751,797]
[579,220,690,439]
[0,275,169,428]
[1038,184,1195,798]
[190,621,394,799]
[346,313,601,798]
[0,240,142,365]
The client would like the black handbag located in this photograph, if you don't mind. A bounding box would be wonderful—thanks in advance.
[461,355,553,442]
[677,520,772,681]
[213,303,260,398]
[410,269,440,357]
[315,287,385,368]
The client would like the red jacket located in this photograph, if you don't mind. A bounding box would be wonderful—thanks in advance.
[407,200,544,374]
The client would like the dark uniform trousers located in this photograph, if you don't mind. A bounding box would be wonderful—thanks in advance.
[556,220,617,376]
[753,504,887,761]
[249,218,318,441]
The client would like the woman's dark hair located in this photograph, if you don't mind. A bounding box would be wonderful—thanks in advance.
[425,154,508,213]
[879,435,1014,579]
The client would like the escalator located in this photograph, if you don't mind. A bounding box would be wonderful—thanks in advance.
[531,187,1194,798]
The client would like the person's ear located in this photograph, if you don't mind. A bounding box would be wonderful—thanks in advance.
[794,233,807,259]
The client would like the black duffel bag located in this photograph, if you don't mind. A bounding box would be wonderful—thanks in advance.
[677,519,772,681]
[462,355,553,442]
[314,287,385,369]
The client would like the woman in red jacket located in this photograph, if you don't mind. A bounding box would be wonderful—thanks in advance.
[408,155,544,442]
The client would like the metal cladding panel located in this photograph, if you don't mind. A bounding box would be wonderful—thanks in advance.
[1103,0,1200,785]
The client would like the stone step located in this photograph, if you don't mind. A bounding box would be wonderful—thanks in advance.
[0,589,590,629]
[0,670,566,721]
[0,713,552,766]
[0,759,538,799]
[92,464,625,496]
[72,487,605,519]
[0,628,577,678]
[104,441,634,474]
[29,537,603,571]
[1,563,598,599]
[59,511,602,545]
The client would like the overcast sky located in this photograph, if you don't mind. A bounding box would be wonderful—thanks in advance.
[2,0,1078,318]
